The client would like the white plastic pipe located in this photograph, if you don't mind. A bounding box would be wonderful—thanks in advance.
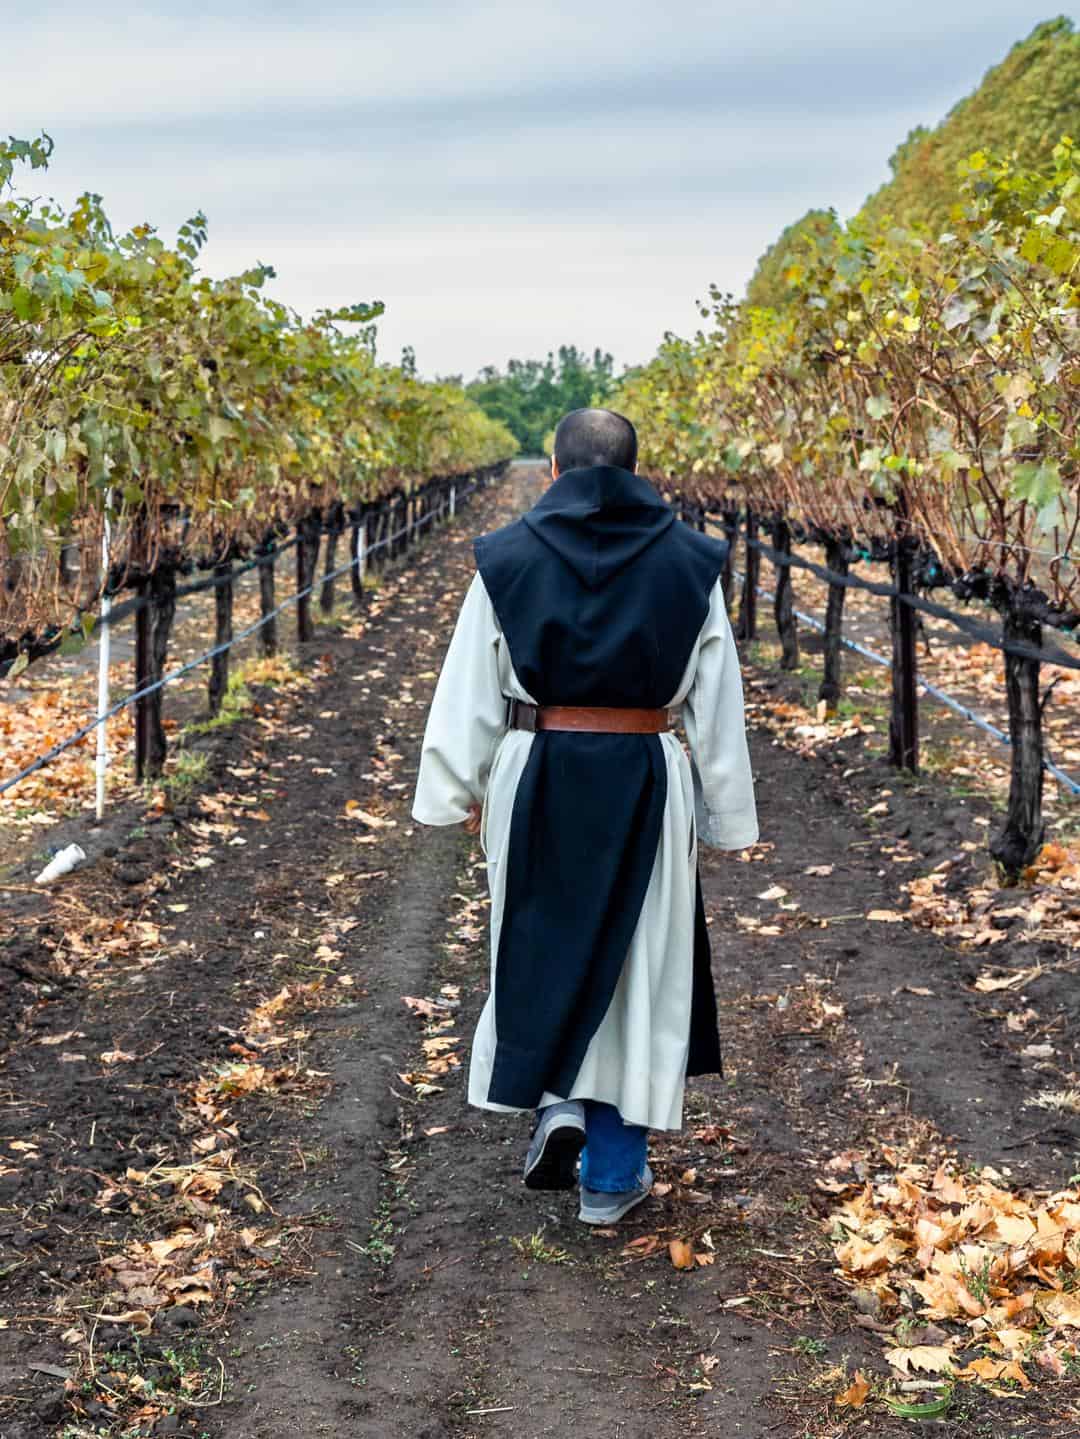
[450,484,457,520]
[95,497,113,821]
[358,522,367,585]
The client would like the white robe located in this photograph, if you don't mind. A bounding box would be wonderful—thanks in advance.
[412,571,758,1130]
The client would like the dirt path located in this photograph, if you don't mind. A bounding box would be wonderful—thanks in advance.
[2,464,1079,1437]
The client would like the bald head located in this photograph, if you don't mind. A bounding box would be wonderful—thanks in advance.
[552,408,637,475]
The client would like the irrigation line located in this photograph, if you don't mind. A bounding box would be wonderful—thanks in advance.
[736,569,1080,799]
[0,480,479,800]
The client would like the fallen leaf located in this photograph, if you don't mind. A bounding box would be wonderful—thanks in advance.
[402,995,443,1019]
[835,1371,870,1408]
[668,1240,695,1270]
[867,910,905,924]
[957,1356,1031,1390]
[1037,1290,1080,1328]
[344,806,395,830]
[884,1345,955,1375]
[93,1308,153,1334]
[973,965,1043,993]
[621,1234,660,1258]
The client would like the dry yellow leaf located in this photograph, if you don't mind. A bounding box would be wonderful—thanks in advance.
[867,909,905,923]
[93,1308,153,1334]
[930,1164,967,1205]
[836,1233,907,1275]
[973,965,1043,993]
[668,1240,695,1270]
[957,1356,1031,1390]
[883,1344,955,1375]
[989,1213,1037,1247]
[145,1232,198,1263]
[1037,1290,1080,1327]
[835,1370,870,1408]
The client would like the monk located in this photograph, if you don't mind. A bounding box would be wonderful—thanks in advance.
[412,408,757,1224]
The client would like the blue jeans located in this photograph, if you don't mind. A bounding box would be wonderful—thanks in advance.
[578,1100,649,1193]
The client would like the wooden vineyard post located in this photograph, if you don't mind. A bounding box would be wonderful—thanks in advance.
[372,504,388,571]
[819,535,849,712]
[208,558,233,716]
[769,517,799,670]
[296,511,321,643]
[738,511,759,641]
[720,508,738,610]
[990,605,1046,880]
[147,567,177,777]
[320,502,344,615]
[257,537,277,657]
[134,565,178,780]
[889,533,919,772]
[134,581,153,781]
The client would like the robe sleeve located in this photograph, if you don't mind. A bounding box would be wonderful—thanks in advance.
[682,580,759,850]
[412,572,507,826]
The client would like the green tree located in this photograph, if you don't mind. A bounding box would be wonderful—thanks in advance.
[466,345,616,454]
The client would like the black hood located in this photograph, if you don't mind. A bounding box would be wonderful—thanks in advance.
[522,465,674,591]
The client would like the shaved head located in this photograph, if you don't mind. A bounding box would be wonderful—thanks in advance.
[553,408,638,474]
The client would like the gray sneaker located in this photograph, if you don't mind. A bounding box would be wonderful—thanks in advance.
[578,1164,654,1225]
[523,1101,586,1190]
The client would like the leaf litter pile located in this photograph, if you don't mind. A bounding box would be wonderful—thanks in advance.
[15,977,338,1432]
[829,1151,1080,1411]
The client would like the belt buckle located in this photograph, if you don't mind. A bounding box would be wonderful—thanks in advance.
[507,698,537,732]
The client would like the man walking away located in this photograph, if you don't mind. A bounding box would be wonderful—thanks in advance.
[413,408,757,1224]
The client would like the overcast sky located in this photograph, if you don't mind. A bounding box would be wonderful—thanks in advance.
[4,4,1070,378]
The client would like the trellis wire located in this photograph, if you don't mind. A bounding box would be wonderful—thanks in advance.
[0,478,480,800]
[720,521,1080,672]
[736,569,1080,799]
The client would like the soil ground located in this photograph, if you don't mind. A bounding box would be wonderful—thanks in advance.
[2,463,1079,1438]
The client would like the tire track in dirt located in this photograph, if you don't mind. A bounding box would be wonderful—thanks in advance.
[207,824,467,1439]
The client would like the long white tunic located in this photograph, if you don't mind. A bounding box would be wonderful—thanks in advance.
[412,571,758,1130]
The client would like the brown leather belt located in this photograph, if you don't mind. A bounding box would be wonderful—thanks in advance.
[507,700,675,734]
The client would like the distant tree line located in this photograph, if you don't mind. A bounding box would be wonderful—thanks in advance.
[463,346,616,455]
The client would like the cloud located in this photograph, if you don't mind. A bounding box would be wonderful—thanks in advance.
[5,1,1073,375]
